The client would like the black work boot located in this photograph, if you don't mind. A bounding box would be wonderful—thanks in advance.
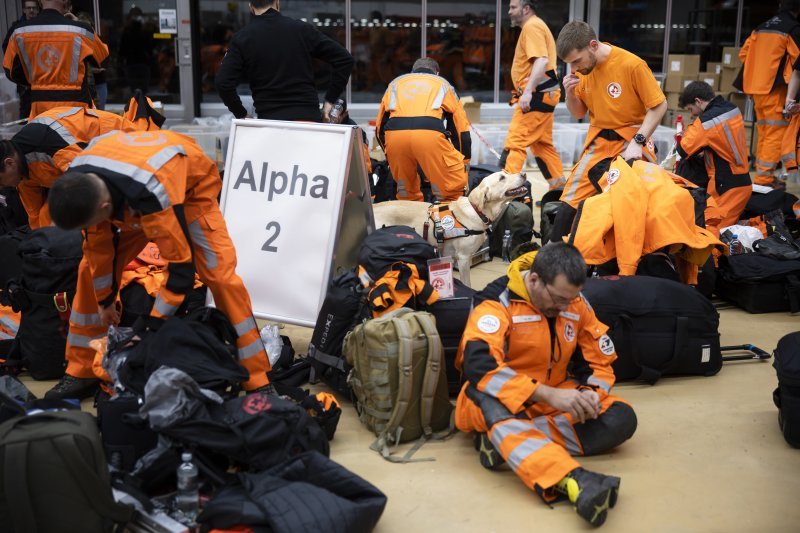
[44,375,99,400]
[472,432,505,470]
[554,467,621,527]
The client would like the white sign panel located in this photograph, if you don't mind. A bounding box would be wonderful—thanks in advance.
[219,120,370,327]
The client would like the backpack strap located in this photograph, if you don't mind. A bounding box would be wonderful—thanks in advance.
[415,312,443,438]
[53,434,135,525]
[4,440,38,533]
[635,315,689,385]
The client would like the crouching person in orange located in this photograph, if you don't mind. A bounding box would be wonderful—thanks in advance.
[677,81,752,228]
[455,243,636,527]
[376,57,471,201]
[43,130,271,399]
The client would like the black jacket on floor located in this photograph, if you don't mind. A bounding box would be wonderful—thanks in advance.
[215,9,353,121]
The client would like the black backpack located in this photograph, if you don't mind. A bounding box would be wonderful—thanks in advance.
[370,159,397,203]
[308,269,364,398]
[539,188,563,245]
[0,410,134,532]
[358,225,438,283]
[773,332,800,448]
[198,451,387,533]
[0,187,28,235]
[490,200,534,257]
[5,227,83,379]
[582,276,722,384]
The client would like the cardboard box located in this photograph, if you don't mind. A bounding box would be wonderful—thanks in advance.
[698,72,720,91]
[662,108,694,128]
[667,54,701,76]
[722,47,742,69]
[666,91,681,109]
[460,95,481,124]
[720,67,740,94]
[707,62,723,75]
[664,73,697,93]
[728,92,748,115]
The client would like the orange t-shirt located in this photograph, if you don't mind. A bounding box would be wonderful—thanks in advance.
[511,16,558,90]
[574,45,665,130]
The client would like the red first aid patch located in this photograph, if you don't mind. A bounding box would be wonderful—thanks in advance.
[242,394,272,415]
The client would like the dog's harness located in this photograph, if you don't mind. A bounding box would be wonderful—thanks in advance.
[423,202,492,256]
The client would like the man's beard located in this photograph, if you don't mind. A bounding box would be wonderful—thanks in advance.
[577,53,597,75]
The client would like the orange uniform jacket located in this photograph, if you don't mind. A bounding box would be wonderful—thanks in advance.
[456,255,617,416]
[739,10,800,95]
[569,158,722,278]
[376,71,472,162]
[2,8,109,118]
[11,107,136,228]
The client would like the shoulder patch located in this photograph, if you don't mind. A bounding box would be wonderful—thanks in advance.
[598,334,615,356]
[477,314,501,334]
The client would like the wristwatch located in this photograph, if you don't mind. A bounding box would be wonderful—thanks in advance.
[633,133,647,146]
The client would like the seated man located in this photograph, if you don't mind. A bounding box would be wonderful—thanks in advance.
[677,81,752,228]
[45,130,271,399]
[455,243,637,527]
[375,57,471,202]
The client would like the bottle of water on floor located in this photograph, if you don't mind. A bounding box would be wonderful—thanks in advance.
[176,452,199,521]
[501,230,512,263]
[729,234,746,255]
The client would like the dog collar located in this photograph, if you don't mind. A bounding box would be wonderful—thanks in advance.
[470,202,492,225]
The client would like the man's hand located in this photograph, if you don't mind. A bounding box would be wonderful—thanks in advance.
[538,386,600,423]
[621,141,643,162]
[562,73,580,93]
[98,304,120,327]
[785,100,800,116]
[322,101,333,122]
[519,91,533,113]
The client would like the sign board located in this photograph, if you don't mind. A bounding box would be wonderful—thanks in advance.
[219,120,373,327]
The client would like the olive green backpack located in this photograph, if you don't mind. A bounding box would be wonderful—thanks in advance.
[344,308,453,462]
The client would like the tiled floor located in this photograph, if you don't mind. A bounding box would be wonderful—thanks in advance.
[20,169,800,532]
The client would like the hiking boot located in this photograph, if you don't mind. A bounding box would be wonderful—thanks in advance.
[44,375,99,400]
[555,467,621,527]
[473,432,505,470]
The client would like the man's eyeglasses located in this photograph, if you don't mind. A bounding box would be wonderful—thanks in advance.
[542,282,579,306]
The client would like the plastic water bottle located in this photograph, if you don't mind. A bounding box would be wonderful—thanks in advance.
[260,323,284,367]
[501,230,513,263]
[175,452,199,520]
[328,98,345,124]
[729,234,746,255]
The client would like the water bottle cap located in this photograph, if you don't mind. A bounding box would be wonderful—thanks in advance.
[732,234,738,238]
[182,452,192,462]
[504,229,511,235]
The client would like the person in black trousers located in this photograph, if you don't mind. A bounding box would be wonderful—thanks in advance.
[216,0,354,123]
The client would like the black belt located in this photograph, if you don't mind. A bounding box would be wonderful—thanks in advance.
[596,129,625,141]
[384,116,446,134]
[30,88,88,103]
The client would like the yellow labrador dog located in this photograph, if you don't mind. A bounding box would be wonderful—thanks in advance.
[372,171,528,287]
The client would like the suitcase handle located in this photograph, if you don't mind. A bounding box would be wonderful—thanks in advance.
[720,344,772,361]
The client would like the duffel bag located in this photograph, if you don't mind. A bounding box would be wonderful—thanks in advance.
[773,332,800,448]
[716,253,800,314]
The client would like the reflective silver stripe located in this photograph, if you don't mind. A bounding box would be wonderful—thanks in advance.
[85,130,118,150]
[563,142,596,203]
[71,154,172,210]
[70,311,103,327]
[0,331,12,340]
[782,152,796,162]
[92,273,112,291]
[188,219,218,269]
[431,84,447,109]
[147,145,186,172]
[756,159,777,169]
[85,108,98,117]
[489,419,536,449]
[15,36,33,77]
[238,338,264,360]
[233,317,258,337]
[722,123,743,166]
[756,119,789,127]
[29,116,78,145]
[499,288,511,308]
[153,295,178,316]
[554,414,582,455]
[587,375,611,394]
[388,82,398,111]
[13,24,95,40]
[756,170,774,176]
[507,437,549,471]
[56,107,82,118]
[755,29,789,36]
[484,366,518,397]
[700,108,741,130]
[533,416,552,440]
[67,331,104,348]
[0,316,19,334]
[547,176,567,188]
[25,152,55,165]
[69,36,81,83]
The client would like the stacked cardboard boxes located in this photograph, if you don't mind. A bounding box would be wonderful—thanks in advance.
[719,46,742,94]
[662,54,700,127]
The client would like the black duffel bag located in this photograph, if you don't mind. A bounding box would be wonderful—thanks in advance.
[716,253,800,314]
[4,227,83,379]
[358,225,437,283]
[582,276,722,384]
[773,332,800,448]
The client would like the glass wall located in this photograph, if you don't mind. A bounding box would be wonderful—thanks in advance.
[350,1,422,103]
[599,0,668,72]
[426,1,496,102]
[668,0,738,68]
